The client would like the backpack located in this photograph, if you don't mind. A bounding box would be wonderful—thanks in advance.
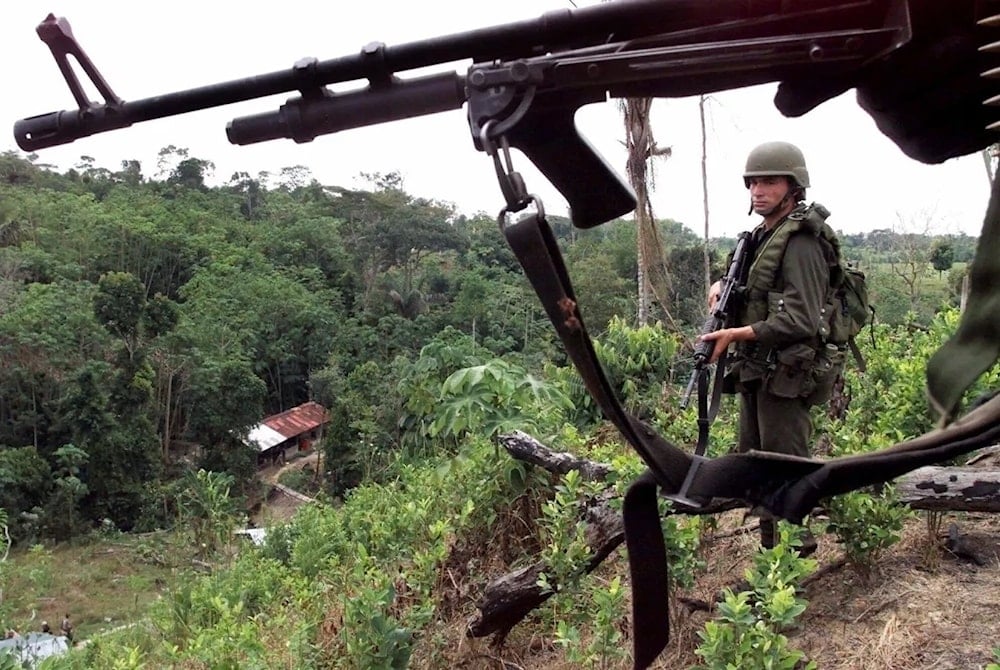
[827,262,875,370]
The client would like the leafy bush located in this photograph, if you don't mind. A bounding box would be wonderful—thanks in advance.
[823,486,911,576]
[695,523,817,670]
[430,358,573,441]
[537,470,600,596]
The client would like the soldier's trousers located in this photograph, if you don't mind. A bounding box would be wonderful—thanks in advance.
[737,385,816,551]
[736,386,813,458]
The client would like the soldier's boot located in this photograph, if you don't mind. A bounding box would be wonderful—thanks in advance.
[799,527,818,557]
[762,519,818,556]
[759,518,777,549]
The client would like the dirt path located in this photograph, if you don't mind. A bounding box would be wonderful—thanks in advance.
[252,451,320,525]
[259,450,319,486]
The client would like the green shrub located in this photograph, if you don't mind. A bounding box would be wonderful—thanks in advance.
[695,523,817,670]
[823,486,911,575]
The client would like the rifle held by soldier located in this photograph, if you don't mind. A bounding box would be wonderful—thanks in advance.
[680,231,751,410]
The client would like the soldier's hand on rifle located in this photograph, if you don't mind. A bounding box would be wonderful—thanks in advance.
[773,0,999,164]
[698,325,756,364]
[707,280,722,312]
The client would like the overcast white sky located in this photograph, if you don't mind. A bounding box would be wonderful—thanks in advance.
[2,1,992,239]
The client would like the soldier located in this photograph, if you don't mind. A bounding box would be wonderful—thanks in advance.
[701,141,847,553]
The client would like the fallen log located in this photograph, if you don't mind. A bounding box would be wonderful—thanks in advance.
[893,466,1000,512]
[495,431,613,481]
[497,431,1000,513]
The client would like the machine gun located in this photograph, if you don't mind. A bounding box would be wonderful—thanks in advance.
[14,0,911,229]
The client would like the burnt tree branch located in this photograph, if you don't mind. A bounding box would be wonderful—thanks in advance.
[893,465,1000,512]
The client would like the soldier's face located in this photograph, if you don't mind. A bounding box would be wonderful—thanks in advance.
[748,176,791,215]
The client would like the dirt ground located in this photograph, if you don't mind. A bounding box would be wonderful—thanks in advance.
[251,451,320,525]
[665,509,1000,670]
[440,452,1000,670]
[258,450,320,486]
[659,448,1000,669]
[444,508,1000,670]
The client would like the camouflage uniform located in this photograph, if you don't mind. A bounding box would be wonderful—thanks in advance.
[728,142,845,550]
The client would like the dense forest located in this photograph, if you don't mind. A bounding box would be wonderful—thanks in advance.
[0,148,994,669]
[0,148,978,543]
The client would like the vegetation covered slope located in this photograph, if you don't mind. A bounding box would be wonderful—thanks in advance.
[0,149,994,668]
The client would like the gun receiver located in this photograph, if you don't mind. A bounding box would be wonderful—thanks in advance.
[14,0,910,228]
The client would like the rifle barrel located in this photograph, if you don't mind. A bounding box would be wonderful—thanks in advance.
[227,72,466,145]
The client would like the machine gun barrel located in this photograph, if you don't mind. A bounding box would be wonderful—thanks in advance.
[15,0,907,153]
[6,0,752,151]
[226,72,467,145]
[14,1,909,229]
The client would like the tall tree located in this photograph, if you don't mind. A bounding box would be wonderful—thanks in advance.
[699,95,713,302]
[620,97,673,326]
[930,240,955,277]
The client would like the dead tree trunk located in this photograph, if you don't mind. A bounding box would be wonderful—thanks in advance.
[468,432,737,639]
[468,488,623,639]
[495,431,613,481]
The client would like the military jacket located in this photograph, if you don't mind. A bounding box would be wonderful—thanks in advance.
[734,202,837,384]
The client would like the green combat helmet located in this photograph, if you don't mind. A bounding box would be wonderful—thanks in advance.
[743,141,810,189]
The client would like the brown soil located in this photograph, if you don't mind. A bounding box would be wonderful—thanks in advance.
[413,494,1000,669]
[668,509,1000,670]
[416,509,1000,670]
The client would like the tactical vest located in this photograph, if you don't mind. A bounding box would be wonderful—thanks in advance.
[739,202,840,342]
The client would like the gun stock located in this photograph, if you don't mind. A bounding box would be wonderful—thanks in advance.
[13,0,911,228]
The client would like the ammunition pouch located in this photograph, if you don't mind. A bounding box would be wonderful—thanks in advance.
[761,341,845,402]
[765,343,817,399]
[807,343,847,405]
[731,342,776,389]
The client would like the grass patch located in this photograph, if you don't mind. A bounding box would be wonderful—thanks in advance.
[1,531,197,642]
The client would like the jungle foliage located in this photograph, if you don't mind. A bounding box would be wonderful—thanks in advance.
[0,149,972,542]
[0,149,991,668]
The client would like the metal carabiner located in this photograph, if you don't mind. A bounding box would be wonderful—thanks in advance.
[480,120,530,213]
[496,193,546,233]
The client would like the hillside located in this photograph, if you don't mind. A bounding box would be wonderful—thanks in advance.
[4,455,997,669]
[396,443,1000,670]
[1,153,997,669]
[447,513,1000,670]
[665,511,1000,669]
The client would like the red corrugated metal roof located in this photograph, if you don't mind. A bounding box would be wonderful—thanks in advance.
[262,401,329,439]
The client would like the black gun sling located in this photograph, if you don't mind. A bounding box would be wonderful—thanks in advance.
[502,209,1000,670]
